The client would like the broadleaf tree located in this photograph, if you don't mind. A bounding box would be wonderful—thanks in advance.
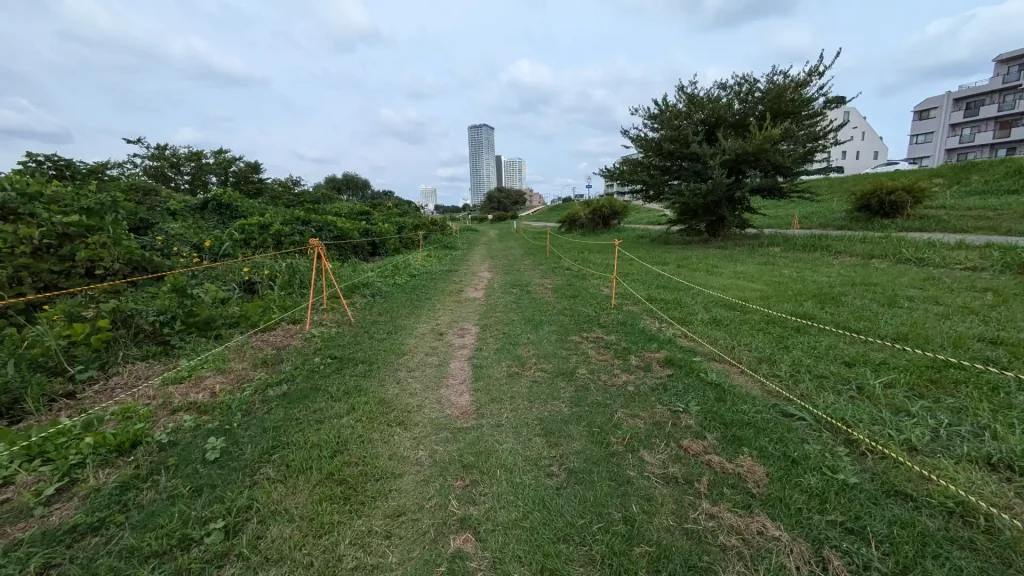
[599,50,848,237]
[480,186,527,214]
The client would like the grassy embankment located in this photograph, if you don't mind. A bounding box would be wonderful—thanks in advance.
[5,225,1022,574]
[523,201,668,225]
[752,158,1024,235]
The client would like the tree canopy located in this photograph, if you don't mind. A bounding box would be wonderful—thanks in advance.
[599,50,848,237]
[480,186,527,214]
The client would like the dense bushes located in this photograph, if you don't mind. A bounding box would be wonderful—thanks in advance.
[851,180,932,219]
[0,141,447,422]
[558,196,630,232]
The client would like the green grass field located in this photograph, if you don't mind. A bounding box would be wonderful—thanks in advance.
[752,158,1024,236]
[3,225,1022,574]
[524,200,668,225]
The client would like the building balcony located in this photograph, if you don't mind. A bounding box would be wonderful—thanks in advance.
[949,98,1023,123]
[994,125,1024,141]
[946,130,993,149]
[952,71,1024,97]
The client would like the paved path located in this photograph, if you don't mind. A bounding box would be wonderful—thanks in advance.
[755,228,1024,246]
[521,221,1024,246]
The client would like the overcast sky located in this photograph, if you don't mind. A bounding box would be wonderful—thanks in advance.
[1,0,1021,205]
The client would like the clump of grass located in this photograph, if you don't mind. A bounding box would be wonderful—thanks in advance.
[850,180,933,219]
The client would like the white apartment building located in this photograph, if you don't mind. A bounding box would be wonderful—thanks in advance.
[907,48,1024,166]
[821,106,889,174]
[502,157,526,189]
[419,186,437,209]
[467,124,496,206]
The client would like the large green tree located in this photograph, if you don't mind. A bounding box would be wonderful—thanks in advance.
[313,172,375,202]
[480,186,527,214]
[600,50,848,237]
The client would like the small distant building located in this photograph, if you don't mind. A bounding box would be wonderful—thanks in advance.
[817,106,888,175]
[524,187,545,207]
[603,153,641,200]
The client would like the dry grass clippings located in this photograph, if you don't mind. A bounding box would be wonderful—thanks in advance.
[681,439,768,492]
[696,502,815,575]
[449,532,478,554]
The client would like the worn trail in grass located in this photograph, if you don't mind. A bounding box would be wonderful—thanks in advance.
[6,226,1022,574]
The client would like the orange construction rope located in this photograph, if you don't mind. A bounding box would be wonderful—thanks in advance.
[0,246,308,307]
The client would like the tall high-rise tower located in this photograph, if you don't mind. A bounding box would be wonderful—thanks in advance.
[467,124,496,206]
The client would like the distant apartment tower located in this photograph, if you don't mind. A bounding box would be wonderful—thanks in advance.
[821,106,888,174]
[419,186,437,209]
[907,47,1024,166]
[502,157,526,189]
[494,155,505,189]
[468,124,496,206]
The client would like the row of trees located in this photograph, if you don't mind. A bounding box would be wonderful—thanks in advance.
[600,50,848,237]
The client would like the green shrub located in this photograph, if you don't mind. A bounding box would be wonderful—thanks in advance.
[851,180,932,219]
[0,141,450,423]
[490,212,510,223]
[557,196,630,232]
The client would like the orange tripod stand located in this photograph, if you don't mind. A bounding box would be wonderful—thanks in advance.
[306,238,355,331]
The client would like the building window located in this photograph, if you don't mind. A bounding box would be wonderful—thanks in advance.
[920,157,932,167]
[841,151,847,160]
[873,151,879,160]
[856,151,860,160]
[995,147,1018,158]
[914,108,938,121]
[910,132,934,145]
[861,131,865,141]
[843,110,850,122]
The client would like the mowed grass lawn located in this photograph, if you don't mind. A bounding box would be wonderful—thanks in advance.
[752,157,1024,236]
[524,200,668,225]
[4,225,1023,574]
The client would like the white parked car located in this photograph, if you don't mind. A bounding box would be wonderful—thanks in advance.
[862,160,918,174]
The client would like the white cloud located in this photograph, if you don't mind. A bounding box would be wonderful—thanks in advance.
[891,0,1024,86]
[496,59,635,136]
[376,107,444,145]
[170,126,206,144]
[0,98,73,144]
[434,166,467,183]
[52,0,264,86]
[293,148,338,165]
[623,0,802,27]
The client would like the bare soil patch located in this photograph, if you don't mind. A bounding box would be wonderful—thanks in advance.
[534,278,554,299]
[0,495,81,545]
[572,331,616,365]
[249,323,301,352]
[454,474,471,491]
[449,531,478,554]
[696,501,815,575]
[682,439,768,492]
[632,351,673,378]
[443,325,478,421]
[466,265,492,298]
